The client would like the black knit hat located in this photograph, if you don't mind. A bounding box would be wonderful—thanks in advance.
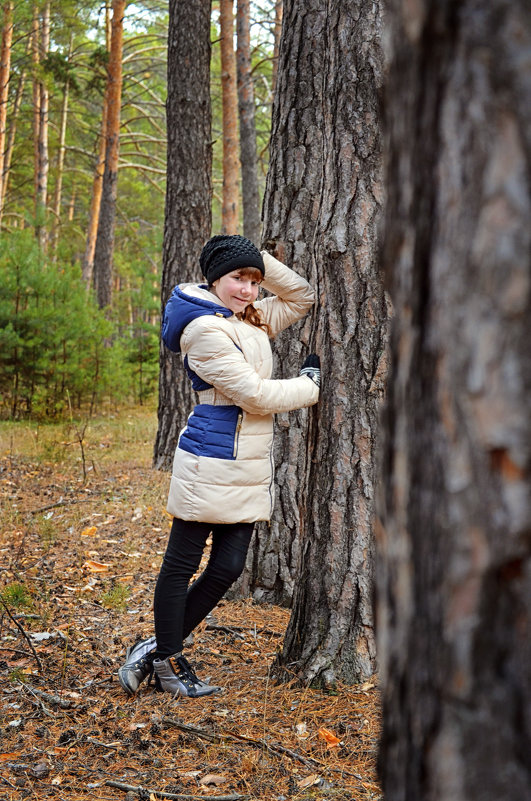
[199,235,265,284]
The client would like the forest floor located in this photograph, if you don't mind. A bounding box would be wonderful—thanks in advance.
[0,406,381,801]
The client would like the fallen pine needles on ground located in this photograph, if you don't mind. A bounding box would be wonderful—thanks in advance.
[0,408,382,800]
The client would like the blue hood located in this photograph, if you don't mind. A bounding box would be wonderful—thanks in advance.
[162,284,233,353]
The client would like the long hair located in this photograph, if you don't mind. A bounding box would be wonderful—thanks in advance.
[211,267,272,337]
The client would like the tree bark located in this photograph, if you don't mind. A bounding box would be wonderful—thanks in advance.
[93,0,126,309]
[219,0,239,234]
[377,1,531,799]
[32,3,50,251]
[153,0,212,470]
[246,0,388,685]
[0,40,27,226]
[236,0,260,245]
[0,0,13,226]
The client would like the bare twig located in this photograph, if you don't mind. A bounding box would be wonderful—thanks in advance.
[22,685,72,709]
[0,598,43,671]
[105,780,245,800]
[162,716,318,770]
[29,497,84,515]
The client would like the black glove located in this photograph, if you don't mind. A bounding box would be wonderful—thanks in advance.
[300,354,321,387]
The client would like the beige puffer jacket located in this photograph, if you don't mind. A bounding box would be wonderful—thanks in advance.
[166,251,319,524]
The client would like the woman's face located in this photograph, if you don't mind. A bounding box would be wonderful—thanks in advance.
[211,270,261,313]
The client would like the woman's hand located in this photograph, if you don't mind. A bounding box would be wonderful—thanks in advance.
[300,354,321,387]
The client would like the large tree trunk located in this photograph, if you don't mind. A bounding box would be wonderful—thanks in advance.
[153,0,212,470]
[0,0,13,225]
[93,0,125,309]
[236,0,260,245]
[0,41,27,226]
[377,1,531,799]
[248,0,387,684]
[219,0,239,234]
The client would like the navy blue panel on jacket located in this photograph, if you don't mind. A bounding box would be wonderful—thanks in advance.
[162,285,232,353]
[178,404,242,460]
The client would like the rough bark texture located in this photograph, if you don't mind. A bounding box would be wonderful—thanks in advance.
[0,1,13,223]
[93,0,125,309]
[219,0,239,234]
[377,1,531,799]
[153,0,212,470]
[236,0,260,245]
[246,0,388,685]
[271,0,282,95]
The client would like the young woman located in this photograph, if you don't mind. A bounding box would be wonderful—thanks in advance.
[118,235,320,698]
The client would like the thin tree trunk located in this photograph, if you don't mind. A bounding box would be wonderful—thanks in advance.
[245,0,388,685]
[271,1,282,95]
[236,0,260,244]
[31,7,41,231]
[219,0,239,234]
[50,35,73,260]
[377,1,531,799]
[0,0,13,226]
[153,0,212,469]
[35,1,50,251]
[0,40,27,225]
[82,3,111,288]
[93,0,126,309]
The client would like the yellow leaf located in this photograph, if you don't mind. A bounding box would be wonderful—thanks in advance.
[81,526,97,537]
[318,727,341,747]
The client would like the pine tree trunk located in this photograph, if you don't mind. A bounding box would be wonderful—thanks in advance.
[93,0,125,309]
[0,43,27,225]
[153,0,212,470]
[35,1,50,251]
[219,0,239,234]
[248,0,387,684]
[236,0,260,245]
[377,1,531,798]
[0,0,13,225]
[50,36,72,260]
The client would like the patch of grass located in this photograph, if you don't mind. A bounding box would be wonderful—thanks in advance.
[1,582,32,610]
[35,514,56,547]
[100,583,130,612]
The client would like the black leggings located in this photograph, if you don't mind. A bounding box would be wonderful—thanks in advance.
[153,517,254,658]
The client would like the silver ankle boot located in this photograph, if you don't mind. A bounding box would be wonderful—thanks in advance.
[153,653,221,698]
[117,635,157,695]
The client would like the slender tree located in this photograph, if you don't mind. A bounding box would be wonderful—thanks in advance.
[0,0,13,225]
[82,4,112,289]
[32,2,50,250]
[93,0,126,309]
[247,0,387,684]
[377,0,531,799]
[50,35,73,260]
[153,0,212,469]
[219,0,239,233]
[236,0,260,244]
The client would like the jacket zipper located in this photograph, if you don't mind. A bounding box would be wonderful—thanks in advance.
[233,412,243,458]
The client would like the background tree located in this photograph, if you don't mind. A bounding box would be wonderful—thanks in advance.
[93,0,126,309]
[236,0,260,244]
[377,0,531,798]
[153,0,212,469]
[246,0,388,684]
[0,0,13,219]
[219,0,239,234]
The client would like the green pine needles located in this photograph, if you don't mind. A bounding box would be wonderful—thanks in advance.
[0,231,159,419]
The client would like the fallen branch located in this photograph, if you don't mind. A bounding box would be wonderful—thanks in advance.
[206,623,245,639]
[0,598,43,671]
[29,497,83,515]
[22,685,72,709]
[162,717,318,770]
[105,780,245,800]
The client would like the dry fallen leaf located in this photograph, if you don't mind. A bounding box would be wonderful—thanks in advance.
[80,526,97,537]
[318,727,341,747]
[297,774,321,789]
[199,774,228,787]
[82,560,110,573]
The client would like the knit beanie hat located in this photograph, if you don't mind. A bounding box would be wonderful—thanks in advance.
[199,235,265,284]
